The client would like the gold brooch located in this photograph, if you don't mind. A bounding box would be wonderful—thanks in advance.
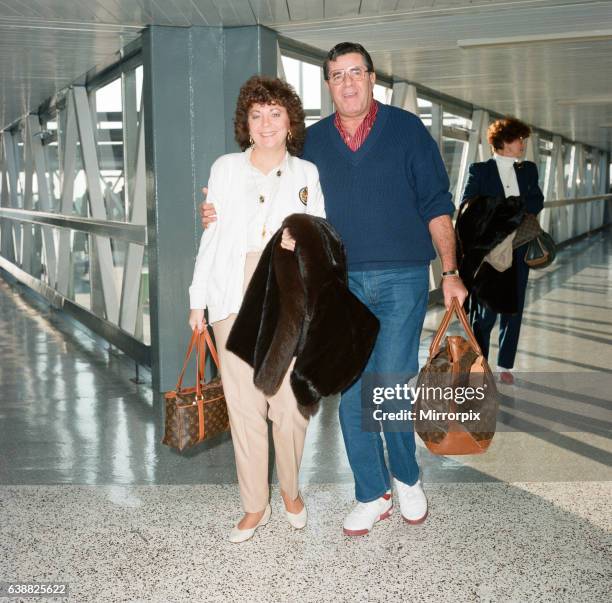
[299,186,308,206]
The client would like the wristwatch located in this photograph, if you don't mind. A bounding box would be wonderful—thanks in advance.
[441,269,459,278]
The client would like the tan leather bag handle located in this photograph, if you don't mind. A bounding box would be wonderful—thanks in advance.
[175,326,221,393]
[176,329,199,392]
[429,297,482,359]
[195,327,221,389]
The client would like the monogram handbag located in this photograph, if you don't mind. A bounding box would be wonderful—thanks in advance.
[512,213,542,248]
[524,230,556,269]
[512,213,556,269]
[162,327,229,451]
[414,298,499,455]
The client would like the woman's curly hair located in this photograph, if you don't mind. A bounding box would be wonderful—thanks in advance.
[487,116,531,151]
[234,76,306,155]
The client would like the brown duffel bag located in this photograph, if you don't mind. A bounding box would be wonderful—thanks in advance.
[414,297,498,455]
[162,327,229,452]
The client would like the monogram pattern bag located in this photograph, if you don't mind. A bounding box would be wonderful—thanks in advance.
[415,298,499,455]
[513,214,557,269]
[524,230,556,269]
[162,328,229,452]
[513,213,542,248]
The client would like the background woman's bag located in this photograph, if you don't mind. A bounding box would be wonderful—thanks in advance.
[415,298,498,455]
[162,328,229,451]
[524,230,556,269]
[512,213,556,269]
[512,213,542,248]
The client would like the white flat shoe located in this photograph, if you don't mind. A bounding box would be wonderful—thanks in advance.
[228,504,271,543]
[285,494,307,529]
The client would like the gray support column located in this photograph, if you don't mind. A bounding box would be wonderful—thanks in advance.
[223,26,280,151]
[27,115,58,286]
[143,25,279,390]
[430,103,443,150]
[144,26,209,391]
[320,72,334,118]
[56,92,78,296]
[22,125,37,274]
[479,111,491,161]
[119,104,146,336]
[454,109,485,206]
[1,131,18,263]
[276,40,286,80]
[391,82,418,114]
[599,151,611,226]
[0,138,10,261]
[122,69,139,221]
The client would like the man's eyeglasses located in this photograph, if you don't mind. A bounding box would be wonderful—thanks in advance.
[328,66,371,86]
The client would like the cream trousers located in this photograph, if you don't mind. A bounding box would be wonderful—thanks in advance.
[212,252,309,513]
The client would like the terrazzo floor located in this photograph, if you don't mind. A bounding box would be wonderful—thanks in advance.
[1,230,611,602]
[1,482,610,602]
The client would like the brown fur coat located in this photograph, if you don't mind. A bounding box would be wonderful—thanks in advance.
[226,214,379,406]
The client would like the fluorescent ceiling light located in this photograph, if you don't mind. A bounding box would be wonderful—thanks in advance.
[458,29,612,48]
[557,97,612,106]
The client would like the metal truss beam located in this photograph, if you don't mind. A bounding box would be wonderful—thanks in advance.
[73,86,120,324]
[27,114,59,287]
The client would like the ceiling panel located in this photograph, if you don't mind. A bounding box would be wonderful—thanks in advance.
[209,0,257,26]
[0,0,610,151]
[274,0,612,150]
[286,0,325,21]
[249,0,290,23]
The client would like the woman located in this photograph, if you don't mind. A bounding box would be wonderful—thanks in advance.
[188,76,325,543]
[461,116,544,384]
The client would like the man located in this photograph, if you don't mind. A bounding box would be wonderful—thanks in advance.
[201,42,467,536]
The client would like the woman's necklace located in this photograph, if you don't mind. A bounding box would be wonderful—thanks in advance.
[251,163,283,239]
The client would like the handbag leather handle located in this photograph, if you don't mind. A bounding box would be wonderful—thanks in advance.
[176,329,199,391]
[195,327,221,387]
[175,326,221,393]
[429,297,483,359]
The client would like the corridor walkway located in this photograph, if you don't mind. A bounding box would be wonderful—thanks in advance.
[1,230,610,602]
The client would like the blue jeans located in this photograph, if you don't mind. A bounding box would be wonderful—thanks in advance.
[339,265,429,502]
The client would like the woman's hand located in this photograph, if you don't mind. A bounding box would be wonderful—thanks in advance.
[281,227,296,252]
[199,187,217,229]
[188,309,206,332]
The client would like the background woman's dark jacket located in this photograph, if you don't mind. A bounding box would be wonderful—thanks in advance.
[456,194,524,314]
[462,159,544,214]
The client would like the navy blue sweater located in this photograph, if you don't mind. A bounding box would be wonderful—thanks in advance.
[303,103,454,270]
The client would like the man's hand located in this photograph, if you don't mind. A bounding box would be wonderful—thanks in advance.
[428,214,468,309]
[281,228,296,251]
[199,186,217,229]
[441,275,468,309]
[188,309,205,332]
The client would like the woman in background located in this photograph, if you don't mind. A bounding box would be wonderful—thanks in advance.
[461,116,544,384]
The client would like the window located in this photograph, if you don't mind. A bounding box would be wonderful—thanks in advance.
[281,55,322,126]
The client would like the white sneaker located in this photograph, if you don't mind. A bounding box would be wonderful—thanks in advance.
[342,492,393,536]
[394,478,428,524]
[228,504,271,543]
